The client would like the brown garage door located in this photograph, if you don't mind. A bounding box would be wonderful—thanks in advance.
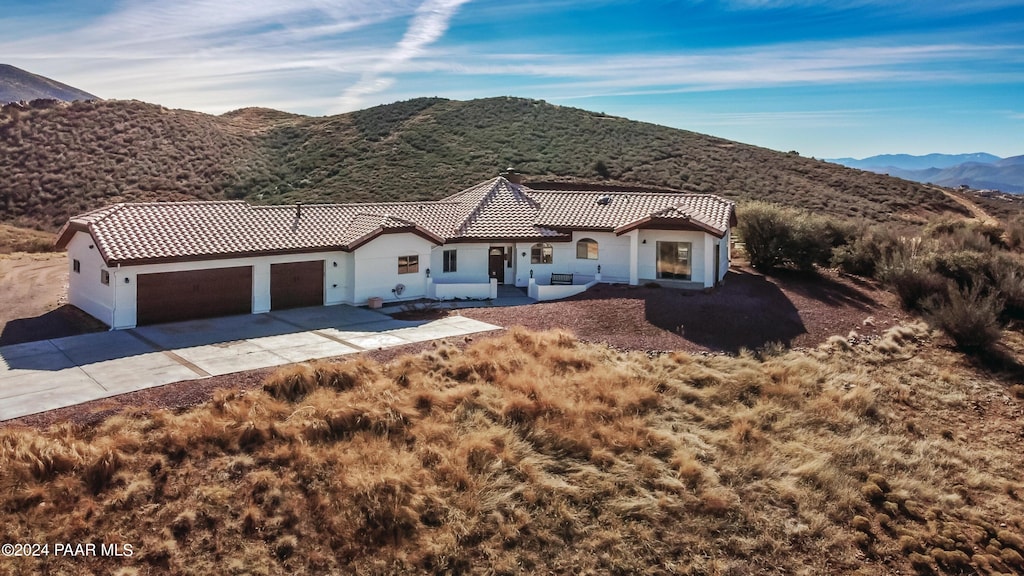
[137,266,253,325]
[271,260,324,310]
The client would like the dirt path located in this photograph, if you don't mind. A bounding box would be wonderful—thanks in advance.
[0,253,67,318]
[934,186,999,225]
[0,253,105,346]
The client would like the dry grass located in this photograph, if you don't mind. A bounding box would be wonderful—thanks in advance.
[0,223,55,254]
[2,326,1023,575]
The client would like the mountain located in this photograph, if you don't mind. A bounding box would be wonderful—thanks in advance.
[829,153,1024,193]
[0,64,98,105]
[829,152,1001,171]
[0,97,971,231]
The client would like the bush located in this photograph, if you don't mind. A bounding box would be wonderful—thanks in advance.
[887,268,948,311]
[1007,215,1024,251]
[991,254,1024,318]
[738,202,842,272]
[831,224,904,277]
[924,283,1004,352]
[929,249,992,290]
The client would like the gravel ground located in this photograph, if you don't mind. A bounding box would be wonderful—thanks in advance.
[453,262,906,354]
[2,262,906,429]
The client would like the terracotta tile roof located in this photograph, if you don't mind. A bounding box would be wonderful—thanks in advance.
[527,189,734,236]
[57,176,735,265]
[445,177,564,239]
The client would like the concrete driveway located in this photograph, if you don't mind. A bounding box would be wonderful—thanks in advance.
[0,306,500,421]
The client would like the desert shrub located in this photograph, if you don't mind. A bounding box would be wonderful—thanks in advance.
[928,249,993,290]
[831,224,904,277]
[925,217,1004,252]
[991,253,1024,318]
[924,283,1004,351]
[738,202,844,271]
[889,269,948,311]
[1007,215,1024,251]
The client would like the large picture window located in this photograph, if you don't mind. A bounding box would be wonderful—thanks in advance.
[656,242,691,280]
[576,238,598,260]
[531,243,553,264]
[398,255,419,274]
[443,249,457,273]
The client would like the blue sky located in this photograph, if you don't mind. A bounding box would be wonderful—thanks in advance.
[2,0,1022,158]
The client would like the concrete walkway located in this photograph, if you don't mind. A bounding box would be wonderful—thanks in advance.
[0,305,500,421]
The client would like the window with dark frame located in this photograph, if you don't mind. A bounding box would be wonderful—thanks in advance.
[398,255,419,274]
[576,238,598,260]
[530,243,553,264]
[73,259,81,273]
[443,249,457,273]
[100,269,110,285]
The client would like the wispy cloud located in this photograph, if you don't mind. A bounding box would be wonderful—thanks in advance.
[410,41,1024,98]
[335,0,472,112]
[0,1,430,113]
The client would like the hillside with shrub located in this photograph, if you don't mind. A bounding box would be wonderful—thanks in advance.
[738,202,1024,357]
[2,326,1023,575]
[0,97,973,231]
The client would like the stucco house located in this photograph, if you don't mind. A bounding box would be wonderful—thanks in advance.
[56,171,736,329]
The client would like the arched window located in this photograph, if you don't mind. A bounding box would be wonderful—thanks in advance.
[530,243,553,264]
[576,238,598,260]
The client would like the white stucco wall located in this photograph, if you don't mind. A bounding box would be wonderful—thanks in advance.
[637,230,714,288]
[715,230,731,283]
[118,252,346,327]
[511,241,573,286]
[67,230,352,329]
[570,231,631,282]
[429,244,489,283]
[67,231,116,327]
[351,233,434,304]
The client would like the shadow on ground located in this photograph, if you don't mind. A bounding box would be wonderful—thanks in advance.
[641,270,806,353]
[0,305,107,347]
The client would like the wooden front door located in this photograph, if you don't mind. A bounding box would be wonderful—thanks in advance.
[488,248,505,283]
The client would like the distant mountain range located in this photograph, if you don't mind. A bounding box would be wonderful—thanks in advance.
[0,64,98,105]
[828,153,1024,193]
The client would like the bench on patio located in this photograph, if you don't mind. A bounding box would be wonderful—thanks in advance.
[550,273,574,285]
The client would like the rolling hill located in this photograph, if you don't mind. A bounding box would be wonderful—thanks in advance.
[1,97,970,231]
[829,153,1024,194]
[0,64,98,105]
[830,153,1002,171]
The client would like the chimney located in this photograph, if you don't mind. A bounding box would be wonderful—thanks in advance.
[500,167,524,184]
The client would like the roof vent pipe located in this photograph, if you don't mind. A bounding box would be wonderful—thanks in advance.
[296,201,302,217]
[501,167,524,184]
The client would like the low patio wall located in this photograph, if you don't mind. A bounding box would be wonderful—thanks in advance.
[427,278,497,300]
[528,274,599,301]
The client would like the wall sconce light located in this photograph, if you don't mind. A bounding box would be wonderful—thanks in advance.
[642,239,647,244]
[124,277,130,284]
[529,269,534,278]
[333,261,338,267]
[521,251,526,257]
[425,268,431,278]
[597,265,601,273]
[88,244,94,249]
[332,284,338,288]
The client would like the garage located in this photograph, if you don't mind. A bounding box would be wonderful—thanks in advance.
[136,266,253,325]
[271,260,324,310]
